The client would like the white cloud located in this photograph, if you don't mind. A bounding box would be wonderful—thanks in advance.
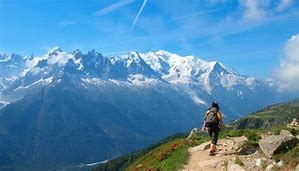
[275,33,299,90]
[276,0,293,12]
[94,0,135,16]
[130,0,148,30]
[57,20,77,27]
[284,34,299,62]
[239,0,267,22]
[47,51,70,66]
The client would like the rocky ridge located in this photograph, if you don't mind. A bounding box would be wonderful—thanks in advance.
[182,129,299,171]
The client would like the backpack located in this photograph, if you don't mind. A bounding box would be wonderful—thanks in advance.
[205,107,219,123]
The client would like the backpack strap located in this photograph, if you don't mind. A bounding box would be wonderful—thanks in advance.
[204,108,210,121]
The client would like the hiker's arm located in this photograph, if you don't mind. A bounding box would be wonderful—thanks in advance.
[218,112,223,128]
[202,111,208,130]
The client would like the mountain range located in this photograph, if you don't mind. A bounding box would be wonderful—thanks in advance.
[0,48,295,169]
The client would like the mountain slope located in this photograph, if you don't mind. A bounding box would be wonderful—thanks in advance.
[0,53,29,90]
[231,99,299,129]
[0,85,140,168]
[0,48,289,120]
[0,48,295,169]
[0,78,200,169]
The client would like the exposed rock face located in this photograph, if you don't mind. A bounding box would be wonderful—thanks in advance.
[289,118,298,126]
[259,130,298,158]
[288,118,299,130]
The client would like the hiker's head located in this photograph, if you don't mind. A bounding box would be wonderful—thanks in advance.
[212,102,219,109]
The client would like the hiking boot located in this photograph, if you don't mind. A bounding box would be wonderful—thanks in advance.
[209,153,216,156]
[211,144,217,152]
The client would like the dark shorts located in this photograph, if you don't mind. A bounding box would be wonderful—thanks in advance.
[205,122,220,145]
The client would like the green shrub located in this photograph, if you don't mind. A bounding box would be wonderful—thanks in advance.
[188,132,209,147]
[273,144,299,167]
[239,140,259,149]
[219,129,261,141]
[224,160,228,171]
[244,130,260,142]
[270,126,299,136]
[234,157,244,166]
[219,129,244,138]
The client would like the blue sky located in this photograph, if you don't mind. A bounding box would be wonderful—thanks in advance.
[0,0,299,78]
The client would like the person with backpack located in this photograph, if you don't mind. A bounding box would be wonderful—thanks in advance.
[202,102,223,155]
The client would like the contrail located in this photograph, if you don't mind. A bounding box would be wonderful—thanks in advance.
[94,0,135,16]
[173,8,224,20]
[130,0,148,30]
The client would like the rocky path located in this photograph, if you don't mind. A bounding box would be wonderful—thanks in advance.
[181,136,276,171]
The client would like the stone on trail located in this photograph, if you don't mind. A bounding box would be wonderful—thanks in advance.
[237,147,248,155]
[197,158,223,168]
[192,142,210,151]
[255,158,262,166]
[258,130,297,158]
[215,153,222,157]
[280,129,293,136]
[277,160,283,167]
[228,164,246,171]
[265,164,274,170]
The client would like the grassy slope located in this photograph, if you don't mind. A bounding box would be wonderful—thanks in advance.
[230,100,299,129]
[125,138,188,171]
[125,132,209,171]
[95,99,299,171]
[94,131,209,171]
[94,133,188,171]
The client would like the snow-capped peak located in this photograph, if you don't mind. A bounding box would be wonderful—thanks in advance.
[46,48,72,66]
[0,48,274,98]
[155,49,173,56]
[127,51,142,62]
[71,49,82,56]
[48,47,62,56]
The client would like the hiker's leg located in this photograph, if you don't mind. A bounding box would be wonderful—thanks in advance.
[207,126,214,152]
[207,127,213,139]
[210,126,219,152]
[207,127,214,152]
[213,130,219,152]
[211,127,217,145]
[213,128,219,145]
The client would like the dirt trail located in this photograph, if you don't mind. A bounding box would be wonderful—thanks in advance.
[181,136,275,171]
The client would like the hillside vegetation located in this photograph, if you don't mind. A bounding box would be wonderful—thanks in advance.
[94,133,189,171]
[95,99,299,171]
[231,99,299,129]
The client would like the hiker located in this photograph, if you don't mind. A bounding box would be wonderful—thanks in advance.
[202,102,223,155]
